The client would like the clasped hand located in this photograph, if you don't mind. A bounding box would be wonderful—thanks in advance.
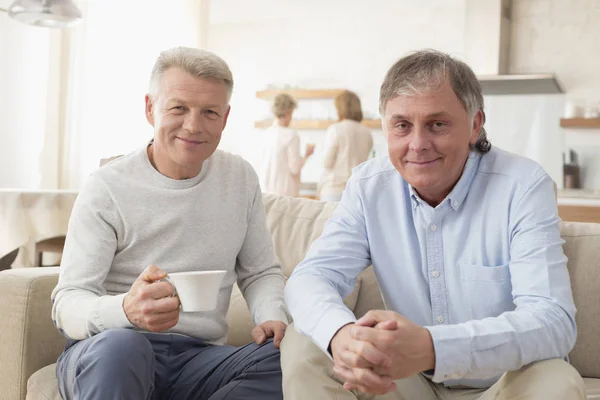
[330,310,436,395]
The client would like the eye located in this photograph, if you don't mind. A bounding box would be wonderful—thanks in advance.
[171,106,185,111]
[429,121,447,131]
[205,110,220,118]
[393,121,411,134]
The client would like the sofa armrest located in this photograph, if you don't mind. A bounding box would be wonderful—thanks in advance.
[0,267,65,400]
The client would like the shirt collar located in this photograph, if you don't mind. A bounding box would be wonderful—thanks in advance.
[408,150,482,211]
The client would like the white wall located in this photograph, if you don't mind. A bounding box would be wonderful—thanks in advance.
[510,0,600,190]
[208,0,467,183]
[209,0,600,189]
[0,13,51,188]
[59,0,208,188]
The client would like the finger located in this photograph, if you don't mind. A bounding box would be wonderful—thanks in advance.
[151,296,181,313]
[145,310,179,332]
[333,364,393,390]
[355,310,394,327]
[350,326,393,345]
[149,309,180,325]
[338,348,373,369]
[346,338,392,367]
[252,326,267,344]
[374,320,398,331]
[147,317,179,333]
[140,265,168,283]
[141,281,176,300]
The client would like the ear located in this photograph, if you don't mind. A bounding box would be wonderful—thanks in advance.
[469,109,484,145]
[145,94,155,126]
[222,105,231,130]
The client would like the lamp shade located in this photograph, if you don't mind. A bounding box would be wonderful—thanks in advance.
[8,0,82,28]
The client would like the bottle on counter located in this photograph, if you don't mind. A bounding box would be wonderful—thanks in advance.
[563,149,581,189]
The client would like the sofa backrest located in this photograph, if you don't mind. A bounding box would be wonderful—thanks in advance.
[226,194,372,345]
[253,194,600,378]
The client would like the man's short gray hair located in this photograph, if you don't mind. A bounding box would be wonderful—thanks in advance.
[149,47,234,101]
[379,49,491,153]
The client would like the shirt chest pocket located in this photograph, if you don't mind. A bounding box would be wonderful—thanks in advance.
[460,263,516,320]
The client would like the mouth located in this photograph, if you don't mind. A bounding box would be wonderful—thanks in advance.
[406,158,440,166]
[176,137,206,145]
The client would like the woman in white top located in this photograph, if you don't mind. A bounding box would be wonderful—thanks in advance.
[319,90,373,201]
[262,93,314,197]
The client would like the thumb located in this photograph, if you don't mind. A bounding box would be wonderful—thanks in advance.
[142,265,167,283]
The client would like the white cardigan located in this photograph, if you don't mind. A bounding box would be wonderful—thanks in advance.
[262,122,305,197]
[319,119,373,197]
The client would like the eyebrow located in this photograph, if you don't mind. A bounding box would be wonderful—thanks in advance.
[164,98,222,108]
[389,111,451,120]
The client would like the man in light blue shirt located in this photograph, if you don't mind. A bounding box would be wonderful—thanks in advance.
[283,50,585,400]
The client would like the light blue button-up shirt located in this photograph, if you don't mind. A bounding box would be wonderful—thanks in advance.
[285,147,576,388]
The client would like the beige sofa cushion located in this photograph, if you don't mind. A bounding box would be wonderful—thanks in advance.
[562,222,600,379]
[27,364,60,400]
[262,194,339,278]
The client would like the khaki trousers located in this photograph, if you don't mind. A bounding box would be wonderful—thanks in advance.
[281,324,586,400]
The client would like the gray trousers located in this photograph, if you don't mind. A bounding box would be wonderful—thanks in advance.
[56,328,283,400]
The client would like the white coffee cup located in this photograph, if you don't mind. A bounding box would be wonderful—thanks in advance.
[164,270,227,312]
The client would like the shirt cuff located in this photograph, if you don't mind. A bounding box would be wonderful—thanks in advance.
[96,293,134,331]
[311,307,357,359]
[425,324,472,383]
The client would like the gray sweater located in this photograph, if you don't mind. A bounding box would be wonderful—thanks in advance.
[51,145,288,342]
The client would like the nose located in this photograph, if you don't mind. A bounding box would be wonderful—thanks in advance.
[408,126,431,153]
[182,110,204,134]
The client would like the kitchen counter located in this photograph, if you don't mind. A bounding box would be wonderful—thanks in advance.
[557,189,600,207]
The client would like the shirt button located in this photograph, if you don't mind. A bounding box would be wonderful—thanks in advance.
[430,224,437,232]
[453,201,459,208]
[432,271,440,278]
[437,316,444,323]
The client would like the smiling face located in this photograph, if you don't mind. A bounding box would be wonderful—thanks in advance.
[145,67,230,180]
[384,79,482,206]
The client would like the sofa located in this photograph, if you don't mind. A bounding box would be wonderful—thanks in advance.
[1,193,599,399]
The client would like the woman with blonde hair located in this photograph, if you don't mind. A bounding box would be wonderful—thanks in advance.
[262,93,314,197]
[319,90,373,201]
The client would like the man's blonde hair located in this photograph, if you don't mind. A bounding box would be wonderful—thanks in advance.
[149,47,234,101]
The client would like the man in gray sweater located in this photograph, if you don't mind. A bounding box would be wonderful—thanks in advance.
[51,47,288,400]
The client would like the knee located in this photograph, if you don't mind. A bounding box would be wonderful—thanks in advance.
[280,324,332,377]
[80,329,154,374]
[531,359,585,396]
[505,359,585,399]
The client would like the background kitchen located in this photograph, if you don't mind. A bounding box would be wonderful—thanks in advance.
[1,0,599,223]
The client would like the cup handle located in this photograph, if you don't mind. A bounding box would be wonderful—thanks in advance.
[159,276,178,298]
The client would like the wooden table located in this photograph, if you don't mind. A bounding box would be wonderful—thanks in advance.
[0,189,78,268]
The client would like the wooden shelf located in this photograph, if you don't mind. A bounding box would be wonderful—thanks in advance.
[560,118,600,129]
[362,119,382,129]
[256,89,345,100]
[255,119,382,130]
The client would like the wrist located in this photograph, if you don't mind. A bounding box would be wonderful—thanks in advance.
[329,323,353,356]
[421,327,436,371]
